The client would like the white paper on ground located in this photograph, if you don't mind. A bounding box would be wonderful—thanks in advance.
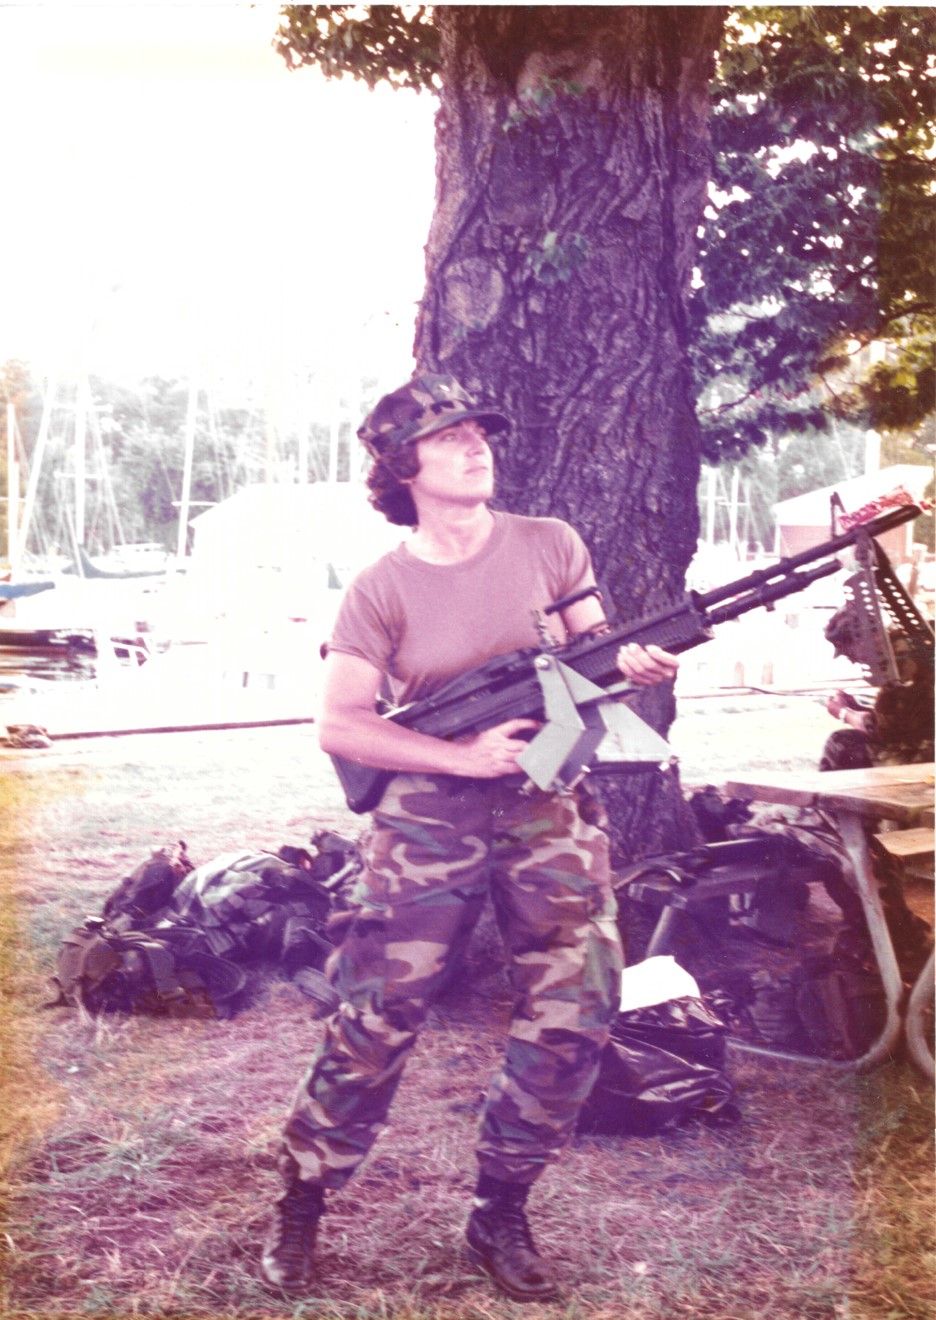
[618,955,701,1013]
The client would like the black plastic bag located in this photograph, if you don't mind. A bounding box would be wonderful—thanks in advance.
[577,995,739,1136]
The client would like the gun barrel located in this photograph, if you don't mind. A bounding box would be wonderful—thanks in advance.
[699,503,921,608]
[706,558,842,626]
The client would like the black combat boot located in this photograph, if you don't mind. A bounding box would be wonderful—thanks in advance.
[465,1175,559,1302]
[260,1163,325,1293]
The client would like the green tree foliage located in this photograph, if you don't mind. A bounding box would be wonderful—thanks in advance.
[6,365,374,561]
[5,373,274,559]
[273,5,439,90]
[696,6,936,459]
[275,5,936,467]
[100,378,269,550]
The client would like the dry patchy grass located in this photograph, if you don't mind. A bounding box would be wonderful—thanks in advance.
[1,712,933,1319]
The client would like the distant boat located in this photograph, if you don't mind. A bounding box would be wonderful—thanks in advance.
[0,619,322,738]
[62,544,171,580]
[1,542,171,603]
[0,625,96,656]
[0,559,162,657]
[0,578,56,600]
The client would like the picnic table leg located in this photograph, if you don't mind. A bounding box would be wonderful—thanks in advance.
[835,811,906,1071]
[904,948,935,1082]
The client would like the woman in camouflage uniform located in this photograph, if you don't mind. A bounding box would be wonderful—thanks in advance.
[260,375,678,1302]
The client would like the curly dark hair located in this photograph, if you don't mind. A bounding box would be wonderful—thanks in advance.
[366,444,421,527]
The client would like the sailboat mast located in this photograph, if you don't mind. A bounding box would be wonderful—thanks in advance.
[176,380,197,562]
[6,402,18,567]
[18,376,56,562]
[74,376,88,548]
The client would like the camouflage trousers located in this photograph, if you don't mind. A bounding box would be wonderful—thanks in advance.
[282,772,623,1189]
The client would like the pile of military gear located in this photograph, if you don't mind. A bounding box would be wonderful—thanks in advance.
[47,833,361,1020]
[616,789,912,1062]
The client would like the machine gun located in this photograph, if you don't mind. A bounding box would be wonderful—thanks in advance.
[832,509,934,688]
[332,502,928,813]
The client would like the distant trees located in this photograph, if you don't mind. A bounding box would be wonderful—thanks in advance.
[0,361,41,560]
[0,366,380,560]
[102,378,253,550]
[0,370,265,559]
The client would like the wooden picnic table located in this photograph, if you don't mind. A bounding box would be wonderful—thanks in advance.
[723,763,935,1077]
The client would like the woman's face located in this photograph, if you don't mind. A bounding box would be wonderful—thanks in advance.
[410,419,495,509]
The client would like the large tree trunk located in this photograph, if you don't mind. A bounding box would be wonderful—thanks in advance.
[414,5,725,861]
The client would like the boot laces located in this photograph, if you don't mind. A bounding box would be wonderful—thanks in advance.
[270,1187,321,1259]
[483,1190,536,1253]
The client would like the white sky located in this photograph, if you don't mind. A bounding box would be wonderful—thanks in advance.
[0,3,437,396]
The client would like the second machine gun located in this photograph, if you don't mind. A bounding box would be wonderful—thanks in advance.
[332,503,930,813]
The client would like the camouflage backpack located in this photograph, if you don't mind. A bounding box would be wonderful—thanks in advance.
[47,917,246,1019]
[154,832,359,968]
[101,841,195,929]
[47,832,359,1018]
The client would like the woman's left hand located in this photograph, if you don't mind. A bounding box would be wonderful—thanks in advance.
[616,642,680,686]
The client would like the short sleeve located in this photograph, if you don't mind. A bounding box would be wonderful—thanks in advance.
[552,520,596,601]
[328,570,398,673]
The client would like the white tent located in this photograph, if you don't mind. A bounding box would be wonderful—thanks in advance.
[774,465,932,558]
[180,483,407,636]
[189,483,405,585]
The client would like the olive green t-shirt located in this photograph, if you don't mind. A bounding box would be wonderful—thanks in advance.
[329,510,596,705]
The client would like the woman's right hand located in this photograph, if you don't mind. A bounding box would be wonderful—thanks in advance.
[453,719,540,778]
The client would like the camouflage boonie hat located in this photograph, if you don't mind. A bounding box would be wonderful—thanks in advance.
[824,602,865,663]
[357,373,510,458]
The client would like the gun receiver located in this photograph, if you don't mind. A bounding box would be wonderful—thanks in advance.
[331,502,926,813]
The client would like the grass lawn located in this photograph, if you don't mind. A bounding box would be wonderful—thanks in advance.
[1,712,932,1319]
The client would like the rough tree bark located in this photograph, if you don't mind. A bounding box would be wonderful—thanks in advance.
[413,5,725,861]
